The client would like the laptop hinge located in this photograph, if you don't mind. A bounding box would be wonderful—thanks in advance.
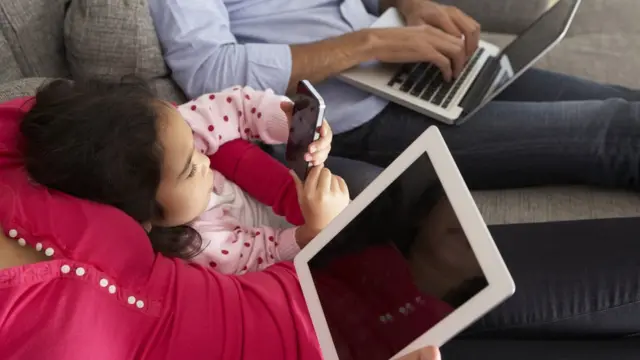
[458,57,501,114]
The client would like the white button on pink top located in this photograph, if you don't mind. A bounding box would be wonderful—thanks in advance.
[3,229,148,310]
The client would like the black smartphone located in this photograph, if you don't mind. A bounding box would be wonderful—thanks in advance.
[286,80,326,181]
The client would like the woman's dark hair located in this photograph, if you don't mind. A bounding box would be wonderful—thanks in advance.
[20,78,202,259]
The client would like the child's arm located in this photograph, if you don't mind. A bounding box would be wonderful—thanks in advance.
[192,220,301,274]
[177,86,290,155]
[209,139,304,226]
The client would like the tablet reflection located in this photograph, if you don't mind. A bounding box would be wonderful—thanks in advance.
[308,153,487,360]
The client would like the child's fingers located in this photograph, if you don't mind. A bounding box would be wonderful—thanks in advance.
[289,170,304,197]
[320,120,333,142]
[320,119,332,138]
[304,164,324,192]
[337,175,349,197]
[280,101,294,126]
[309,135,331,154]
[280,100,294,114]
[309,120,332,153]
[306,148,331,165]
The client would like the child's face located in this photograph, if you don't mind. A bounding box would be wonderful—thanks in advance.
[153,104,214,227]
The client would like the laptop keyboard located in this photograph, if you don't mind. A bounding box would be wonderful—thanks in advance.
[387,48,485,108]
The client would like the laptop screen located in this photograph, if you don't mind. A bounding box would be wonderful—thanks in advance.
[491,0,578,92]
[308,152,488,360]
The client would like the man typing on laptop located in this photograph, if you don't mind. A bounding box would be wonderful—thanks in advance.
[150,0,640,195]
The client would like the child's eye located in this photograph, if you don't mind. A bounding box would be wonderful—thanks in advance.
[187,164,197,178]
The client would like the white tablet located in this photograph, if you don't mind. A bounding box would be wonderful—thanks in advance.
[294,126,515,360]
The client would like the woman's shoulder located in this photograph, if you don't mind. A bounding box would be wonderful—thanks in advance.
[0,252,321,360]
[0,258,159,359]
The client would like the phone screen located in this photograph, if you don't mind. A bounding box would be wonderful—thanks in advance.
[286,81,323,180]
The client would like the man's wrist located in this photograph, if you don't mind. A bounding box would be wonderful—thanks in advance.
[287,30,378,94]
[358,28,387,62]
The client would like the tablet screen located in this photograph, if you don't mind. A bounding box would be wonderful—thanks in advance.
[308,152,488,360]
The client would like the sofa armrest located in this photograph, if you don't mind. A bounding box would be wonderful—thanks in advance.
[0,78,49,102]
[438,0,552,34]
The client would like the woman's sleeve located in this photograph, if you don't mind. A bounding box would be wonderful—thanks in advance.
[150,257,323,360]
[209,139,304,225]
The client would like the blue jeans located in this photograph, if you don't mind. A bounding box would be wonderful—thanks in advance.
[332,69,640,190]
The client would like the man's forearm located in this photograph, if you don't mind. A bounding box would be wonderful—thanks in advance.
[287,31,375,95]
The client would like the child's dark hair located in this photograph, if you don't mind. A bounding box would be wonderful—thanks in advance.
[20,78,202,259]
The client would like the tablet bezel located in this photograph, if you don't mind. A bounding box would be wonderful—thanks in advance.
[294,126,515,359]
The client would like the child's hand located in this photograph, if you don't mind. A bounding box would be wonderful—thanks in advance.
[280,101,333,166]
[291,165,350,247]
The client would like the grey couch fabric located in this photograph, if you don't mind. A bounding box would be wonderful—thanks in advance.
[62,0,186,102]
[0,0,69,81]
[1,0,639,225]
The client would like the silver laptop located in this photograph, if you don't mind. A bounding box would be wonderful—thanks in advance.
[295,127,514,359]
[339,0,581,125]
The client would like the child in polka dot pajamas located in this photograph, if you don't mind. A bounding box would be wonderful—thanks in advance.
[177,86,349,274]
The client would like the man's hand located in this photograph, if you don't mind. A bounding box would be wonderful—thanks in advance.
[291,165,350,247]
[365,25,466,81]
[395,0,480,58]
[286,1,480,88]
[280,101,333,166]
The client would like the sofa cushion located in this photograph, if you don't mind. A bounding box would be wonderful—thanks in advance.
[0,34,22,83]
[0,0,69,79]
[64,0,168,81]
[565,0,640,37]
[63,0,185,102]
[0,78,47,101]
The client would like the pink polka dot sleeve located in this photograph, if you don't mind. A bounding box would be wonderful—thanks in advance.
[191,218,300,275]
[177,86,291,155]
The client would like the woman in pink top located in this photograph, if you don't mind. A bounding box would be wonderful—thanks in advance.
[0,94,441,360]
[0,226,439,360]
